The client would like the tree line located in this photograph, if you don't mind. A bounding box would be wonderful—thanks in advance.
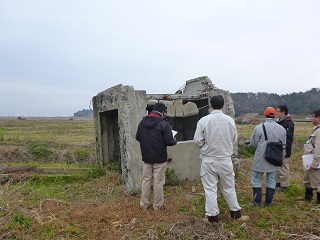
[231,88,320,117]
[73,88,319,118]
[73,109,93,118]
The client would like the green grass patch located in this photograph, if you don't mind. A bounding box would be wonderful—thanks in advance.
[39,225,57,238]
[0,118,95,164]
[0,127,4,141]
[239,146,255,158]
[105,161,122,173]
[29,142,53,161]
[84,166,107,179]
[11,214,32,228]
[191,195,205,216]
[177,205,190,213]
[73,148,90,162]
[64,223,88,237]
[165,168,182,186]
[296,136,308,143]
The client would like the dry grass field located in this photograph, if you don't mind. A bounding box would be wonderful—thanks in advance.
[0,117,319,239]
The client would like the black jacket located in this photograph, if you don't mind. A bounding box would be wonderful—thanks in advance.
[136,111,177,163]
[277,116,294,158]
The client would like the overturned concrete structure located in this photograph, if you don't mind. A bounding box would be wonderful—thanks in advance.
[92,76,238,193]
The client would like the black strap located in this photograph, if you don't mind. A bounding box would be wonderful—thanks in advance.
[312,126,320,133]
[262,124,268,141]
[309,126,320,148]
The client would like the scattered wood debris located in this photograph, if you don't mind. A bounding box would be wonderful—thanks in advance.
[0,166,37,174]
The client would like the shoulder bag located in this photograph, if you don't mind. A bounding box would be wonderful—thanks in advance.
[262,124,284,166]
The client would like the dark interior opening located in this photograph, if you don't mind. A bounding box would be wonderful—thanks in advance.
[99,110,121,168]
[147,98,209,141]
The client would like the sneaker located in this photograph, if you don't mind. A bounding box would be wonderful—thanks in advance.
[154,205,165,211]
[276,186,287,192]
[237,215,250,222]
[249,202,261,207]
[296,196,304,201]
[296,196,312,202]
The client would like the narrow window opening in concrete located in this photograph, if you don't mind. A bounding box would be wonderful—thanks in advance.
[100,109,121,168]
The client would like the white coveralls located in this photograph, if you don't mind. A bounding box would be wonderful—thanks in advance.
[194,110,241,216]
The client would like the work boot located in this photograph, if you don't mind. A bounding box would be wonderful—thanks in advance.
[316,192,320,204]
[296,188,313,202]
[207,215,219,223]
[265,188,275,207]
[249,187,262,207]
[230,210,250,222]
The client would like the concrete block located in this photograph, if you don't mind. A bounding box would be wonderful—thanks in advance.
[166,104,175,117]
[167,140,201,180]
[182,102,199,117]
[175,99,183,117]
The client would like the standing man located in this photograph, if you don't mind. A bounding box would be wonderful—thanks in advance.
[136,102,177,211]
[297,110,320,203]
[248,107,286,207]
[193,95,249,223]
[275,105,294,191]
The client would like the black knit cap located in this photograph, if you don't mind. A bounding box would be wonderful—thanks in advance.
[153,103,166,113]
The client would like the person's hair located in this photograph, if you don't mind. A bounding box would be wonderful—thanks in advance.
[210,95,224,109]
[153,102,166,113]
[277,104,288,115]
[312,110,320,117]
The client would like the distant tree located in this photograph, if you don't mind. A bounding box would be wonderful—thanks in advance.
[231,88,320,117]
[73,109,93,118]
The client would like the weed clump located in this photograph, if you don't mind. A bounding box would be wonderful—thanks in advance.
[165,168,181,186]
[74,148,90,162]
[0,127,4,141]
[11,214,32,227]
[105,161,122,173]
[29,142,53,161]
[239,146,255,158]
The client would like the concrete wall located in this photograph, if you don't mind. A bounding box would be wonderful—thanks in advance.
[92,79,237,193]
[92,84,146,194]
[167,141,201,180]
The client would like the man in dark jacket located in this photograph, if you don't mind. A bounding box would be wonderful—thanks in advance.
[275,105,294,191]
[136,102,177,211]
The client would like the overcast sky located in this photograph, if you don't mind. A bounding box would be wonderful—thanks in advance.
[0,0,319,117]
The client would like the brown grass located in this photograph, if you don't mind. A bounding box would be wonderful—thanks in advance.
[0,118,319,239]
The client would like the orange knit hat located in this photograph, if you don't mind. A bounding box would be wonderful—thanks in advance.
[264,107,276,118]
